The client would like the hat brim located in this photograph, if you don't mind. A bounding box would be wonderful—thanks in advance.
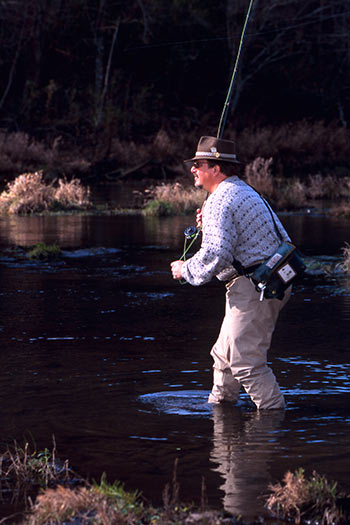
[184,156,241,164]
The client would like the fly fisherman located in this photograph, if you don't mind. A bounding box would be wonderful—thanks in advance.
[170,136,291,410]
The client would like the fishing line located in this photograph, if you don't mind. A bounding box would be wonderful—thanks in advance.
[175,1,254,281]
[217,0,254,139]
[178,226,202,284]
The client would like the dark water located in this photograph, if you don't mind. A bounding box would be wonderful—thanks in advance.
[0,208,349,520]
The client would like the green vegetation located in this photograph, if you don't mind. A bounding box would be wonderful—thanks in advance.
[143,182,206,216]
[1,441,350,524]
[28,243,62,260]
[0,439,71,507]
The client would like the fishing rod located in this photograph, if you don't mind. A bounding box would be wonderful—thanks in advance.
[217,0,254,139]
[178,0,254,267]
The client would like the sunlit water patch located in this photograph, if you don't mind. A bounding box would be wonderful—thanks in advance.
[139,390,251,417]
[278,357,350,397]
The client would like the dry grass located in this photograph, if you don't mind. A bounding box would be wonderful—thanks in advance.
[0,439,73,507]
[329,203,350,219]
[341,243,350,274]
[0,131,90,176]
[244,156,350,210]
[244,156,274,197]
[26,485,132,525]
[266,468,346,524]
[238,121,350,175]
[244,157,308,210]
[143,182,206,216]
[0,171,91,214]
[23,459,224,525]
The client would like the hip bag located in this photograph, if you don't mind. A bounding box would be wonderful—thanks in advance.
[251,240,305,300]
[233,192,306,301]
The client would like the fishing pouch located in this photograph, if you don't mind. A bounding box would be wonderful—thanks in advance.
[251,241,306,300]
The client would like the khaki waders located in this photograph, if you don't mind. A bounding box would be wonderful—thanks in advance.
[208,276,291,409]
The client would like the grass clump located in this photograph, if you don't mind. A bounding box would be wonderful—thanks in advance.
[330,203,350,219]
[244,156,350,210]
[0,171,91,214]
[28,243,62,260]
[341,243,350,274]
[0,439,73,507]
[27,481,144,525]
[143,182,206,216]
[143,199,175,217]
[266,468,348,524]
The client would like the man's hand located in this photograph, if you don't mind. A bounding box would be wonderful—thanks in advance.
[196,208,202,229]
[170,260,184,280]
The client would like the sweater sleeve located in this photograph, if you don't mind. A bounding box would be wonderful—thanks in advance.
[181,193,237,286]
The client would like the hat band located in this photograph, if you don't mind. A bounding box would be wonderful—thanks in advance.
[195,151,237,160]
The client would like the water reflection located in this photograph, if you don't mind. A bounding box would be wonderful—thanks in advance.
[210,405,285,518]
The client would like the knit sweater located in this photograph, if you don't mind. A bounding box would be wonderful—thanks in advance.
[181,176,290,286]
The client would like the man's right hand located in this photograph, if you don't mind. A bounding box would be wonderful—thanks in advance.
[196,208,202,229]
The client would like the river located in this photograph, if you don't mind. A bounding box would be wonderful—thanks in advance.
[0,199,349,520]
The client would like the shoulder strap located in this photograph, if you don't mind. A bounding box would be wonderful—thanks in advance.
[231,183,285,274]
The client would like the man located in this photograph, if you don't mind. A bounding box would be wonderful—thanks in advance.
[170,136,291,410]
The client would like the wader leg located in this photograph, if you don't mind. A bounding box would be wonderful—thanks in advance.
[209,277,291,409]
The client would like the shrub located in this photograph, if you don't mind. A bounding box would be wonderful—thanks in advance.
[143,182,206,216]
[266,468,346,524]
[237,121,350,175]
[244,156,274,197]
[0,171,91,214]
[244,157,307,210]
[28,243,62,260]
[0,440,72,506]
[143,199,175,216]
[0,131,90,176]
[329,204,350,219]
[341,243,350,274]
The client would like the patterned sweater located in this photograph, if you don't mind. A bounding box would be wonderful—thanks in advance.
[181,176,290,286]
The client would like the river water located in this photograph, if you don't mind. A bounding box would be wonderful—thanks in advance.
[0,200,349,520]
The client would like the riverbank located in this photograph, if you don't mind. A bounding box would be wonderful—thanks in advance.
[1,122,350,187]
[1,441,349,524]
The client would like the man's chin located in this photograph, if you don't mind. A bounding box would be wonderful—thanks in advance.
[194,180,203,189]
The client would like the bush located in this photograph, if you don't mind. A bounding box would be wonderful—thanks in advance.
[0,171,91,214]
[28,243,62,260]
[143,182,206,216]
[266,468,346,524]
[0,131,90,177]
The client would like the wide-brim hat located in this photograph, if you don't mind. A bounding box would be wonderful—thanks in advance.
[184,136,240,164]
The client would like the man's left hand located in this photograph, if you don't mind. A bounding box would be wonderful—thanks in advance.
[170,260,184,280]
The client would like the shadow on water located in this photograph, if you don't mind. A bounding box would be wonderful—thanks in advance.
[0,206,349,520]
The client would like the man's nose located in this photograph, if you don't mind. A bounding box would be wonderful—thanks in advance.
[191,165,196,174]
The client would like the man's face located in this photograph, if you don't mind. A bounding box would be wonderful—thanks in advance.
[190,161,215,191]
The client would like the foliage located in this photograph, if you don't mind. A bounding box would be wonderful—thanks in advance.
[244,156,350,210]
[266,468,347,524]
[143,182,206,216]
[341,243,350,274]
[28,243,62,260]
[0,171,91,214]
[1,443,350,525]
[0,439,72,506]
[0,131,90,177]
[0,0,349,145]
[329,204,350,219]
